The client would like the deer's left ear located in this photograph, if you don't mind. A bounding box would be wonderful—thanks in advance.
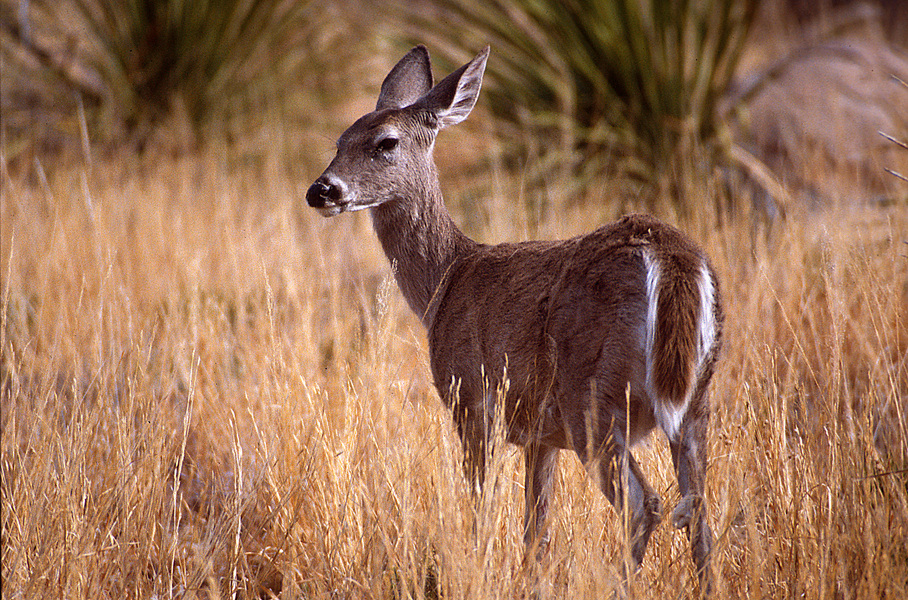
[414,46,489,129]
[377,45,434,111]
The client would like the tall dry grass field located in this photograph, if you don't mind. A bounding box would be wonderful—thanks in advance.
[2,123,907,598]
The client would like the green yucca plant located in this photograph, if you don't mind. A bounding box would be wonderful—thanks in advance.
[8,0,363,146]
[69,0,307,138]
[408,0,759,202]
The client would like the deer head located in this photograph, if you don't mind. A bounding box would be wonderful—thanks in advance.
[306,45,489,217]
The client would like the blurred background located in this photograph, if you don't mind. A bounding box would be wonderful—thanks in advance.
[2,0,906,214]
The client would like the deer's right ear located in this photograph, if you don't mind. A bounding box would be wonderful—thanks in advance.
[376,45,434,111]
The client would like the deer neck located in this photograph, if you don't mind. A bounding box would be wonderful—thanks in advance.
[370,183,475,327]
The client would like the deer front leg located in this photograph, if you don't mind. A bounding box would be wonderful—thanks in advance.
[455,404,488,495]
[523,443,558,557]
[670,413,713,595]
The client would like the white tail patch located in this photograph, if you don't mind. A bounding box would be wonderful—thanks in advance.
[642,249,684,438]
[643,250,717,441]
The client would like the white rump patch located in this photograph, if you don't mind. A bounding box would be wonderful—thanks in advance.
[642,249,679,435]
[657,397,689,442]
[696,262,718,367]
[642,248,660,391]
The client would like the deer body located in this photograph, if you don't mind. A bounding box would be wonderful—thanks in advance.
[307,45,723,592]
[427,215,717,445]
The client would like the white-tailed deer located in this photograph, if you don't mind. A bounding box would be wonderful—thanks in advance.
[306,45,723,592]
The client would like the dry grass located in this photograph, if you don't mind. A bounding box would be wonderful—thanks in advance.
[2,116,907,599]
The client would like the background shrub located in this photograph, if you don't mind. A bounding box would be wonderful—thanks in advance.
[406,0,759,204]
[2,0,359,150]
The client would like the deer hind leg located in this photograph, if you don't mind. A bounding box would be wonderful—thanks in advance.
[588,435,663,569]
[670,408,714,595]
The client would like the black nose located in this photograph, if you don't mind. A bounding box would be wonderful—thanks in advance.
[306,179,341,208]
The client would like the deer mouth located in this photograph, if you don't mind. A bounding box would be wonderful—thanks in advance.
[306,183,389,216]
[306,178,385,216]
[312,199,384,217]
[314,203,346,217]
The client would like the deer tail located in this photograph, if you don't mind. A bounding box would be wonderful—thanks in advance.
[643,248,719,440]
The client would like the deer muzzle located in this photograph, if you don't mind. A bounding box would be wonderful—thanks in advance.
[306,177,346,216]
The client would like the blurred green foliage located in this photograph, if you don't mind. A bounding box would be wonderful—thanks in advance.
[410,0,759,197]
[2,0,358,149]
[6,0,763,203]
[75,0,299,127]
[72,0,328,140]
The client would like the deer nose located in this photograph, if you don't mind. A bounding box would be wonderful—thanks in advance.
[306,178,342,208]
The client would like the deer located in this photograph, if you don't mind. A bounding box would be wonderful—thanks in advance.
[306,45,723,593]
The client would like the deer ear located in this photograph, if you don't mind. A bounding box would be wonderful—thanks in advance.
[415,46,489,129]
[376,45,434,111]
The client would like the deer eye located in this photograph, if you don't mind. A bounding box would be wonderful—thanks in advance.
[375,137,399,154]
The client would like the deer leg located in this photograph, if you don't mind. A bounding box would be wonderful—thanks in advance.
[455,405,488,495]
[592,438,663,569]
[523,443,558,557]
[670,412,713,595]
